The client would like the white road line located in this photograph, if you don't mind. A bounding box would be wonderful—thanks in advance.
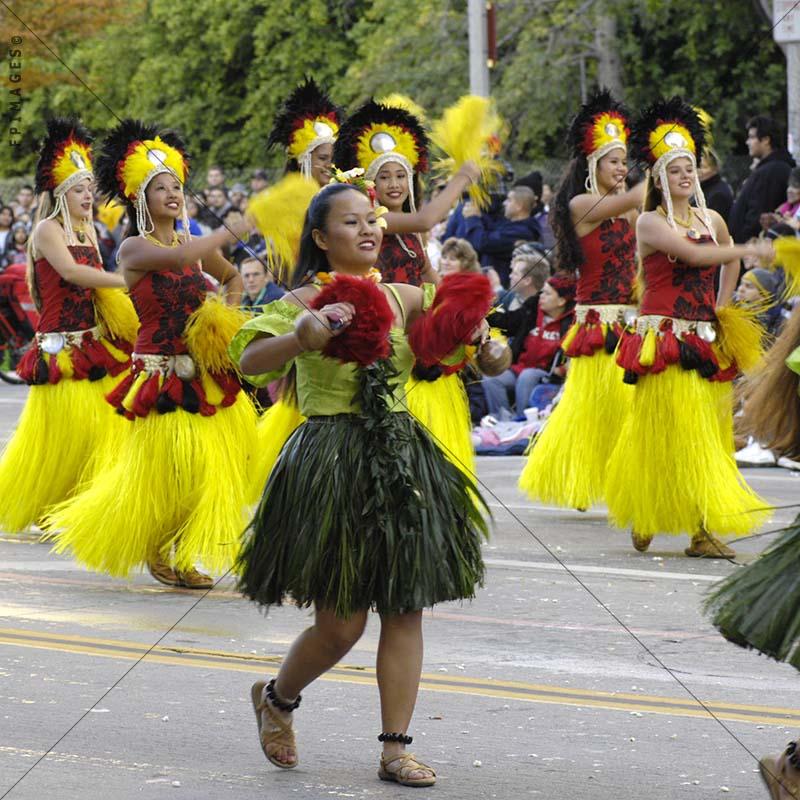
[484,557,721,583]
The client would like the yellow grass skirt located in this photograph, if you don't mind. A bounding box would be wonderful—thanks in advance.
[519,349,632,509]
[605,366,769,537]
[47,393,256,576]
[405,372,475,477]
[0,374,122,533]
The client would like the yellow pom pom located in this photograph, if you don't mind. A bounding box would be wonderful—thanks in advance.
[93,287,139,344]
[122,371,148,412]
[184,296,249,375]
[431,95,507,210]
[248,174,318,281]
[774,237,800,299]
[639,328,656,367]
[716,303,765,373]
[200,372,225,406]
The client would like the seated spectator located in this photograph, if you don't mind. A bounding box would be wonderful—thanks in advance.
[1,222,29,270]
[199,187,232,229]
[206,165,227,192]
[222,208,265,267]
[462,185,541,286]
[240,257,284,313]
[177,196,208,237]
[438,237,481,276]
[762,167,800,232]
[229,183,248,211]
[735,267,784,339]
[250,169,269,195]
[482,272,575,419]
[515,171,555,251]
[11,184,35,219]
[0,206,14,251]
[495,244,552,313]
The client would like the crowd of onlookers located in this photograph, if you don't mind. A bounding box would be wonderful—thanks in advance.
[2,114,799,461]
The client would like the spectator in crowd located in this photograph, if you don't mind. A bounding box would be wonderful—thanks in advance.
[481,272,575,419]
[735,266,784,339]
[698,148,734,222]
[0,206,14,251]
[178,196,209,237]
[201,186,232,229]
[437,237,481,276]
[515,171,555,251]
[240,256,284,313]
[206,165,227,192]
[250,169,269,195]
[541,181,554,211]
[462,185,541,286]
[11,184,35,218]
[729,115,796,242]
[222,207,261,266]
[495,244,552,313]
[229,183,248,211]
[761,167,800,233]
[1,222,29,269]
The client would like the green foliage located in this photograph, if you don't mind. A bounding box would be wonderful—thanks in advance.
[0,0,788,184]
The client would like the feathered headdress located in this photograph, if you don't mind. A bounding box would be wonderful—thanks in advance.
[566,88,630,195]
[34,117,95,247]
[267,78,341,181]
[95,119,190,236]
[334,99,429,210]
[630,97,710,235]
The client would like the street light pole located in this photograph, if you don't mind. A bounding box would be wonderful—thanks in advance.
[468,0,490,97]
[772,0,800,157]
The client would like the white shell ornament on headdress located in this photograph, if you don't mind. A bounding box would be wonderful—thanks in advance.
[370,132,397,153]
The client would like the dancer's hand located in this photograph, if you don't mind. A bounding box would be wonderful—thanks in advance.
[294,303,354,351]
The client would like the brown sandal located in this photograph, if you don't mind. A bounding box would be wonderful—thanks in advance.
[761,742,800,799]
[378,753,436,787]
[684,531,735,559]
[251,680,299,769]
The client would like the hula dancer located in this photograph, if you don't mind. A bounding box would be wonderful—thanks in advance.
[47,120,256,588]
[519,90,642,511]
[229,179,506,786]
[706,302,800,799]
[0,118,136,534]
[332,97,495,474]
[606,98,774,556]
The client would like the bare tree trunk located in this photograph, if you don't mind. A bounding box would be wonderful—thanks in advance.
[594,3,623,97]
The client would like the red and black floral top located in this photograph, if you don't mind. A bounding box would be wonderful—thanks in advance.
[18,246,132,386]
[639,236,716,322]
[130,264,207,355]
[576,218,636,306]
[35,245,99,333]
[377,233,426,286]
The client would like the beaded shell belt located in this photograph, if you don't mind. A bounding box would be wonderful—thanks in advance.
[574,303,637,325]
[36,325,100,355]
[133,352,197,380]
[634,314,717,343]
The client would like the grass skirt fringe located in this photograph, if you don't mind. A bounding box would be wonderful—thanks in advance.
[46,393,256,575]
[249,399,305,503]
[705,514,800,668]
[0,374,122,532]
[239,412,488,617]
[519,350,631,509]
[605,365,769,537]
[404,373,475,477]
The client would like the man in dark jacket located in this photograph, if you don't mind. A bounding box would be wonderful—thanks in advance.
[729,115,796,243]
[462,186,541,286]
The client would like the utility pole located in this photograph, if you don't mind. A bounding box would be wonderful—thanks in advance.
[772,0,800,157]
[468,0,490,97]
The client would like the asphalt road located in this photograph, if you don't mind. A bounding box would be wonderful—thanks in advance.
[0,382,798,800]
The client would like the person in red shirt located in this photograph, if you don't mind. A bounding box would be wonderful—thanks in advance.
[482,273,575,417]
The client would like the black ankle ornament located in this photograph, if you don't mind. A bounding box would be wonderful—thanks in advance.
[266,678,301,712]
[378,732,413,745]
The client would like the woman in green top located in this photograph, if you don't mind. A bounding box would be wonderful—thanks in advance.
[230,182,497,788]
